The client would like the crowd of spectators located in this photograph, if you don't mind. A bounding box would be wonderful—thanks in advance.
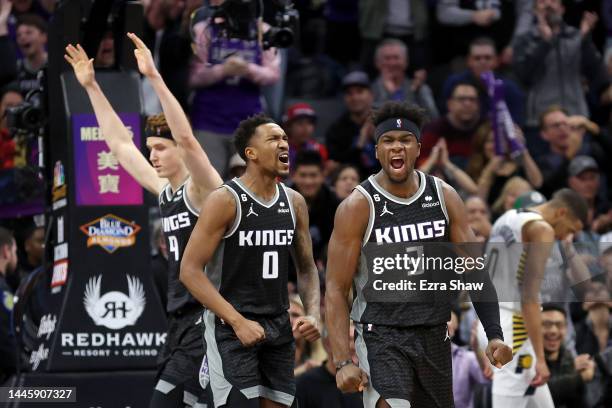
[1,0,612,407]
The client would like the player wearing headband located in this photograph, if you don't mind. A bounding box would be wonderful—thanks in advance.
[65,34,222,408]
[326,101,512,407]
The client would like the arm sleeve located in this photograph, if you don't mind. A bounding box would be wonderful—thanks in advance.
[472,296,503,341]
[466,259,503,341]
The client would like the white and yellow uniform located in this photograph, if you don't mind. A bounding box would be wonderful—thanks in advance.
[478,209,554,408]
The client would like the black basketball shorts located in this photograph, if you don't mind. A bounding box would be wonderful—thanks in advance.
[203,309,295,407]
[155,306,211,406]
[354,323,453,408]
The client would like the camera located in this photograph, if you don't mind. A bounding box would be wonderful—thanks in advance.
[191,0,298,50]
[6,101,45,134]
[6,86,46,136]
[262,1,299,50]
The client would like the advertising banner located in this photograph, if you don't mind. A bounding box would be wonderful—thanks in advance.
[72,113,143,206]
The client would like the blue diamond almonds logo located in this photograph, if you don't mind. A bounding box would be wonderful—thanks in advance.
[80,214,141,253]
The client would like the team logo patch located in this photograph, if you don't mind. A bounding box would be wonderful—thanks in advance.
[80,214,141,253]
[516,354,533,373]
[84,275,146,330]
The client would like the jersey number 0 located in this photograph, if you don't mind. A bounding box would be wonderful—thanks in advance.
[262,251,279,279]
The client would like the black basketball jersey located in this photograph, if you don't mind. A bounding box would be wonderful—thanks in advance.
[351,171,452,327]
[206,178,295,315]
[158,180,199,313]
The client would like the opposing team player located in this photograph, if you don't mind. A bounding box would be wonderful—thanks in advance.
[180,114,321,407]
[325,101,513,407]
[65,34,222,407]
[479,188,587,408]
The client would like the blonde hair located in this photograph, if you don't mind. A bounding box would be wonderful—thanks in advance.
[492,176,531,215]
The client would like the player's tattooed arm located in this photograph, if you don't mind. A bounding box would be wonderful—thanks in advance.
[522,220,555,386]
[64,43,164,195]
[326,191,369,392]
[181,188,265,347]
[442,181,512,368]
[127,33,222,206]
[288,189,321,342]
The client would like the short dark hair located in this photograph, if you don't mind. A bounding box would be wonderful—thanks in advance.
[0,81,22,102]
[542,303,567,317]
[16,14,48,34]
[371,101,427,130]
[550,188,589,227]
[469,37,497,53]
[0,227,15,250]
[233,114,275,161]
[294,150,323,171]
[448,81,478,100]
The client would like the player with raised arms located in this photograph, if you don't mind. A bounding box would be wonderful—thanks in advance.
[65,33,222,408]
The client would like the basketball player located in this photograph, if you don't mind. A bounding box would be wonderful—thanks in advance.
[478,188,587,408]
[180,114,321,408]
[65,34,222,407]
[325,101,513,407]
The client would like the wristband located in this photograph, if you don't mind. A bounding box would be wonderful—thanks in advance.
[335,359,354,371]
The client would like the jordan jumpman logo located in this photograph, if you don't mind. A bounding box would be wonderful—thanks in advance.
[246,203,258,217]
[380,201,394,216]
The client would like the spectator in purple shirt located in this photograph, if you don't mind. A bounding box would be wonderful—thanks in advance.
[449,308,490,408]
[189,0,280,178]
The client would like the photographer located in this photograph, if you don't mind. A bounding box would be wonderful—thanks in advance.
[189,0,281,179]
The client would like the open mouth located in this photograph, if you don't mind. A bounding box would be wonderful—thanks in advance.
[390,157,405,170]
[278,153,289,164]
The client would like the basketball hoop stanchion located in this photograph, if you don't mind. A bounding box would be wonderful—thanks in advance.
[7,2,168,406]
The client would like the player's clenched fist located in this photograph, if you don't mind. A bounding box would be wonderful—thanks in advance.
[233,317,265,347]
[293,315,321,342]
[485,339,513,368]
[336,363,368,393]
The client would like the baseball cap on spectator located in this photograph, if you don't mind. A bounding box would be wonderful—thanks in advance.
[568,155,599,177]
[342,71,370,91]
[283,103,317,124]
